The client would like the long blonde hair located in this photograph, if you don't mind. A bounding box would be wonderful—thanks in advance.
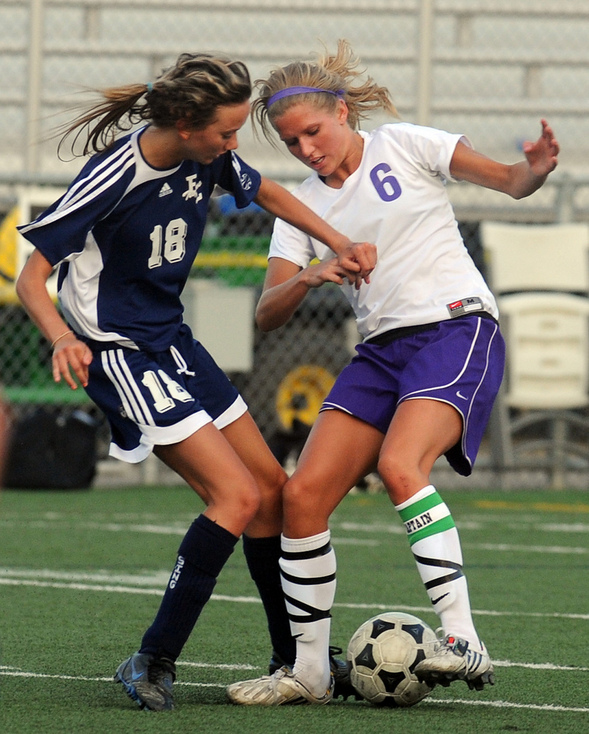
[58,52,252,157]
[252,40,397,144]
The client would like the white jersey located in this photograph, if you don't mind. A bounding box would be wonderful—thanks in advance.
[270,123,498,340]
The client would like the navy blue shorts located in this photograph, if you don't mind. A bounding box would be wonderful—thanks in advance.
[321,315,505,475]
[83,324,247,463]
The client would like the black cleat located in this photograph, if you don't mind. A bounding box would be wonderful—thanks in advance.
[328,646,363,701]
[114,651,176,711]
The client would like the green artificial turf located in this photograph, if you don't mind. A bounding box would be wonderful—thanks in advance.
[1,485,588,733]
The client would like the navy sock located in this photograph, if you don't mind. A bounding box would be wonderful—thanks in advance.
[243,534,295,666]
[140,514,238,661]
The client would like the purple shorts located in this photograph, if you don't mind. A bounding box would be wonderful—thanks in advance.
[321,315,505,476]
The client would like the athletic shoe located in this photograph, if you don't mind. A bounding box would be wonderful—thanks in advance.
[227,666,334,705]
[414,634,495,690]
[114,651,176,711]
[268,645,361,701]
[326,646,363,701]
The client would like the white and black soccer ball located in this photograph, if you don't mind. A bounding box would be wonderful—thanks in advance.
[346,611,437,707]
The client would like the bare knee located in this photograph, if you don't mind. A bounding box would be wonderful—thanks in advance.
[233,479,262,524]
[283,473,311,515]
[205,476,262,536]
[245,463,287,537]
[282,473,330,537]
[258,461,288,504]
[377,454,426,505]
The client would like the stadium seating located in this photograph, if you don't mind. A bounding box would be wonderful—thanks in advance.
[481,221,589,488]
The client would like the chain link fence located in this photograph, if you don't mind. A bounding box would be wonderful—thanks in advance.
[1,0,589,479]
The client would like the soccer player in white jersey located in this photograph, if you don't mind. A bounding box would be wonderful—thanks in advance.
[15,52,376,712]
[227,40,560,705]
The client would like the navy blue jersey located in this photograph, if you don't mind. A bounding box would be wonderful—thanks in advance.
[18,127,261,351]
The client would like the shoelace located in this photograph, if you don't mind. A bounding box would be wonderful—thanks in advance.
[430,628,469,656]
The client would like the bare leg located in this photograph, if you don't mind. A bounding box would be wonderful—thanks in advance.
[217,413,292,664]
[280,411,383,694]
[283,410,383,537]
[377,398,462,504]
[377,399,494,688]
[154,420,261,536]
[227,410,384,704]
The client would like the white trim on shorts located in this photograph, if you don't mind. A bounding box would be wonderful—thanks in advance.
[108,394,248,464]
[101,349,157,427]
[109,411,211,463]
[398,317,483,403]
[213,394,248,430]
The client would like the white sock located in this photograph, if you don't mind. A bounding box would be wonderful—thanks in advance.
[395,485,481,648]
[280,531,336,694]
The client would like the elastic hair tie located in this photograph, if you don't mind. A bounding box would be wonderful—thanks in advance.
[146,82,153,93]
[267,86,345,108]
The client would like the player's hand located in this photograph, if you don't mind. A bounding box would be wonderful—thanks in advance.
[52,335,93,389]
[522,119,559,178]
[302,258,357,288]
[336,241,377,290]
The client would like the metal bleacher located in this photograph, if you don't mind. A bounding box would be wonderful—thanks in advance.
[1,0,589,485]
[1,0,589,187]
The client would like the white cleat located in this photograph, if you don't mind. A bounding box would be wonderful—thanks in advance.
[414,634,495,690]
[227,666,334,706]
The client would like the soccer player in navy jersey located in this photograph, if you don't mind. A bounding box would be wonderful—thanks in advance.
[15,52,375,711]
[227,40,560,705]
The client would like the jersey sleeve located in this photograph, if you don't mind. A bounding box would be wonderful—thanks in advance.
[385,123,471,183]
[17,150,135,267]
[268,202,317,269]
[214,151,262,209]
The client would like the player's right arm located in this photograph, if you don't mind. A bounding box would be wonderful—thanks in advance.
[256,255,349,332]
[16,249,92,389]
[254,177,376,285]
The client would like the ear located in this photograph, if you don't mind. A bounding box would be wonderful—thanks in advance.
[336,98,349,125]
[175,119,192,140]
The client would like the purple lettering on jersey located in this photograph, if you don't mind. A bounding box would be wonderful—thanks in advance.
[370,162,402,202]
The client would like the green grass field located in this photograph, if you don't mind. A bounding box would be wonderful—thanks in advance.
[1,483,589,733]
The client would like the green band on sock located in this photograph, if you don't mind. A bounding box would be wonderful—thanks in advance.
[407,514,456,546]
[397,492,443,523]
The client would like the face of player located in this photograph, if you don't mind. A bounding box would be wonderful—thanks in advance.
[179,100,250,164]
[273,100,358,184]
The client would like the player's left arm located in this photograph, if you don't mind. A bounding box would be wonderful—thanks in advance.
[16,249,93,389]
[450,119,559,200]
[254,176,376,287]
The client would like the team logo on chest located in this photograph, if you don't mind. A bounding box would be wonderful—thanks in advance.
[182,174,203,204]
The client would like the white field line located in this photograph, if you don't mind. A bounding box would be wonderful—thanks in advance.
[466,543,589,555]
[3,515,589,552]
[177,661,257,670]
[1,667,588,713]
[493,660,589,671]
[7,659,581,672]
[1,569,589,620]
[3,515,589,555]
[424,698,589,713]
[1,658,257,676]
[5,517,589,539]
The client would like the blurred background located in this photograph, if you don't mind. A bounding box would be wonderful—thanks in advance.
[1,0,588,489]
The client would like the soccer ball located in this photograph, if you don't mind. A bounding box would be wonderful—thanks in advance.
[347,611,437,707]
